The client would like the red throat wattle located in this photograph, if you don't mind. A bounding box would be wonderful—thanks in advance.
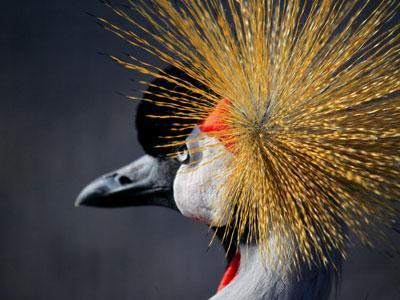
[217,252,241,292]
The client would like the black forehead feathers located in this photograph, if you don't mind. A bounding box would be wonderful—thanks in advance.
[135,65,206,157]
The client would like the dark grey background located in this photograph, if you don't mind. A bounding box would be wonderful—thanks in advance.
[1,1,399,300]
[0,1,225,299]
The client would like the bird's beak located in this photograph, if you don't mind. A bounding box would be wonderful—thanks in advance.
[75,155,180,210]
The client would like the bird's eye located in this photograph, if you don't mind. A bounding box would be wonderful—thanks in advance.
[176,144,190,164]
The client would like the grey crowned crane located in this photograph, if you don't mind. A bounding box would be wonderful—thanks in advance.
[77,0,400,299]
[76,66,338,299]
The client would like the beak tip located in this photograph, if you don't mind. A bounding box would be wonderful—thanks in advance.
[75,182,106,208]
[74,198,82,207]
[74,192,87,208]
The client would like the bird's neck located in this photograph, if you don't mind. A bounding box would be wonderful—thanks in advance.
[212,238,340,300]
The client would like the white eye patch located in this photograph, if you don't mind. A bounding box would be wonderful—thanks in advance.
[173,128,233,226]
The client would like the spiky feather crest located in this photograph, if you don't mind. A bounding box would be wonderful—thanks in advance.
[100,0,400,270]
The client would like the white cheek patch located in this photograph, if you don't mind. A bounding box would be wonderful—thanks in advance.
[173,135,234,226]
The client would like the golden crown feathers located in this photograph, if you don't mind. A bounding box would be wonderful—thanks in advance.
[99,0,400,270]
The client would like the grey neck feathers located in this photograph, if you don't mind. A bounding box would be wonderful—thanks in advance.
[210,240,340,300]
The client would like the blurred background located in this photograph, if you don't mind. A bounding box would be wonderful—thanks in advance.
[0,1,399,300]
[0,1,225,299]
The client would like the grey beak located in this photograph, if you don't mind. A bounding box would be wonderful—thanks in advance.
[75,155,180,210]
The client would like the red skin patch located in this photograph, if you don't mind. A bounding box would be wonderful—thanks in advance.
[199,98,235,150]
[200,98,231,133]
[217,252,241,292]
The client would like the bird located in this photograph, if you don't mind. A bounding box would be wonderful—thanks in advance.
[77,0,400,299]
[76,65,339,299]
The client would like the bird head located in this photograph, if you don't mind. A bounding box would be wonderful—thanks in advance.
[76,66,233,228]
[78,0,400,276]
